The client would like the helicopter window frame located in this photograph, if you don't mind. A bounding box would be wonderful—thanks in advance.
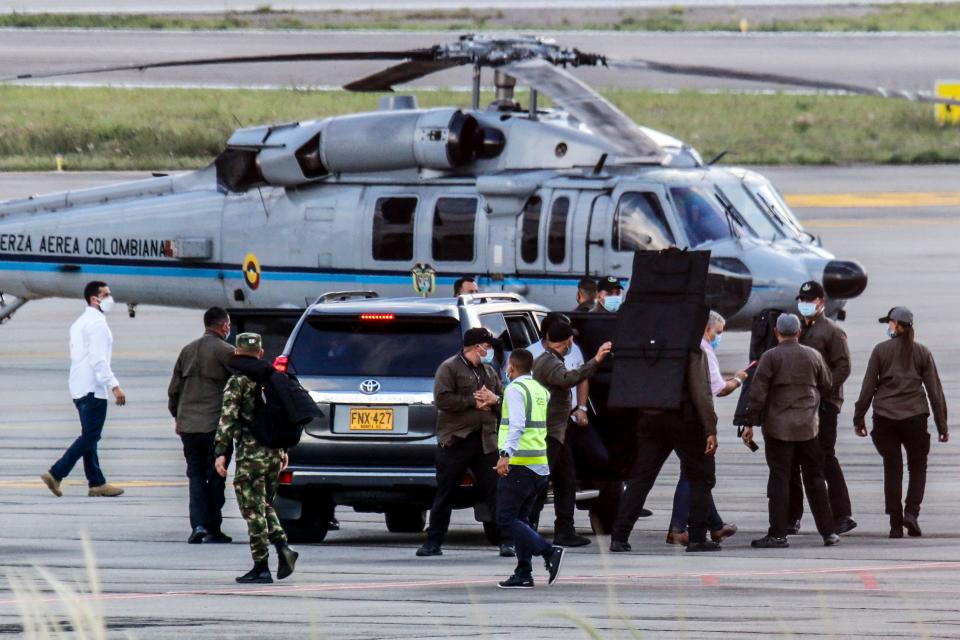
[612,191,676,252]
[519,195,543,265]
[547,196,570,266]
[431,196,478,263]
[371,196,418,263]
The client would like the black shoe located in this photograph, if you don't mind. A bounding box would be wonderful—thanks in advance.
[544,545,565,585]
[498,574,534,589]
[904,513,922,537]
[416,542,442,557]
[328,517,340,531]
[203,531,232,544]
[751,535,789,548]
[889,526,904,539]
[499,544,516,558]
[823,533,840,546]
[639,508,653,518]
[187,526,209,544]
[785,520,801,535]
[553,531,591,547]
[609,540,632,553]
[275,543,298,580]
[835,516,858,536]
[236,562,272,584]
[686,540,722,553]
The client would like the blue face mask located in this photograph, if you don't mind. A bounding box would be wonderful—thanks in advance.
[602,295,622,313]
[797,301,818,317]
[480,349,495,365]
[710,334,722,351]
[887,327,897,339]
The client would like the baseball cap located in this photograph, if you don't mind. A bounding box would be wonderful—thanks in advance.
[546,322,578,342]
[879,306,913,326]
[597,275,623,294]
[541,312,572,336]
[796,280,826,301]
[776,313,801,336]
[235,332,262,351]
[463,327,500,348]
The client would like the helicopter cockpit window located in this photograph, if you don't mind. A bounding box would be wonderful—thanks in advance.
[744,179,809,241]
[520,196,542,264]
[547,197,569,265]
[716,185,784,240]
[372,197,417,262]
[669,186,733,247]
[432,197,477,263]
[613,191,675,251]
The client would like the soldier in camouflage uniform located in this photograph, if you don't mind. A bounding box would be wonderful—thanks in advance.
[214,332,298,584]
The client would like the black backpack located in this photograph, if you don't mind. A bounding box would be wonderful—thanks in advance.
[248,371,321,449]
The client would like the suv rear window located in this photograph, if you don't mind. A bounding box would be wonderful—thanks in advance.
[289,315,462,377]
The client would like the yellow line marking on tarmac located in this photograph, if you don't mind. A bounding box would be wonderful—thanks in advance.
[804,217,960,229]
[785,192,960,208]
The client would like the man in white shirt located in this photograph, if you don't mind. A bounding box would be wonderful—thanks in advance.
[42,281,126,498]
[666,311,744,545]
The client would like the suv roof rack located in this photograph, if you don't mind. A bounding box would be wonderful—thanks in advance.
[457,292,524,306]
[313,291,380,305]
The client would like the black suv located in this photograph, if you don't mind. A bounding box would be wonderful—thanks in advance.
[272,292,549,542]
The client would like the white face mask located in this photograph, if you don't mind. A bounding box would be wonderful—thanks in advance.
[797,301,818,317]
[97,295,115,314]
[602,295,622,312]
[479,347,495,365]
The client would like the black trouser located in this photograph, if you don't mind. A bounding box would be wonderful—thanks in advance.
[788,402,852,523]
[425,430,499,546]
[611,411,716,545]
[530,435,578,535]
[180,431,228,534]
[870,414,930,526]
[765,435,834,538]
[497,466,551,580]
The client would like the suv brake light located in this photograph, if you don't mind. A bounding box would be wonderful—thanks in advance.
[279,470,293,485]
[360,313,395,321]
[273,355,289,373]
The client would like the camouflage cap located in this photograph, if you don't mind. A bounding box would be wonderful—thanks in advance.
[235,332,262,351]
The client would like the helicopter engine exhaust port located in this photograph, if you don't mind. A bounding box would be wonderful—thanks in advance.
[320,108,502,174]
[823,260,868,299]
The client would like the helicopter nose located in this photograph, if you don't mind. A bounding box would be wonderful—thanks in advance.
[823,260,868,299]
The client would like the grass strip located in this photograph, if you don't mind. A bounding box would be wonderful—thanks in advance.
[0,85,957,171]
[3,4,960,32]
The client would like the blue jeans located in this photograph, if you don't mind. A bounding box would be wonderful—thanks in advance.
[50,393,107,487]
[497,466,551,580]
[669,468,724,533]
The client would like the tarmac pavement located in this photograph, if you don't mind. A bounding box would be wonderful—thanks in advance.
[0,167,959,638]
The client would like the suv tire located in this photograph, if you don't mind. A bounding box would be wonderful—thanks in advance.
[384,508,427,533]
[281,499,336,543]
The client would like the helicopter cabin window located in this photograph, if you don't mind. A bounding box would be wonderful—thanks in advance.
[520,196,542,264]
[547,197,569,265]
[613,192,675,251]
[432,197,477,262]
[669,187,733,247]
[372,197,417,262]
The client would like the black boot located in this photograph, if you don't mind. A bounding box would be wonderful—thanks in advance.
[275,542,299,580]
[236,560,272,584]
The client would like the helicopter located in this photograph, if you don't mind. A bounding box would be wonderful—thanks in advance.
[1,33,952,331]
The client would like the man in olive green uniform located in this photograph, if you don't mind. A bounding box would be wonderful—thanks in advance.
[214,332,298,584]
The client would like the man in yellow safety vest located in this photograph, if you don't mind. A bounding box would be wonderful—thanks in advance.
[495,348,565,589]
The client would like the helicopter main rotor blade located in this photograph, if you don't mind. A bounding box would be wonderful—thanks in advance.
[501,58,664,161]
[344,59,465,92]
[608,58,960,108]
[3,50,436,83]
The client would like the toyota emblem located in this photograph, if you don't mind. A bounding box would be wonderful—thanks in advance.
[359,379,381,394]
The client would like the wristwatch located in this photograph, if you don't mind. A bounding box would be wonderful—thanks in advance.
[576,405,588,412]
[499,450,510,459]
